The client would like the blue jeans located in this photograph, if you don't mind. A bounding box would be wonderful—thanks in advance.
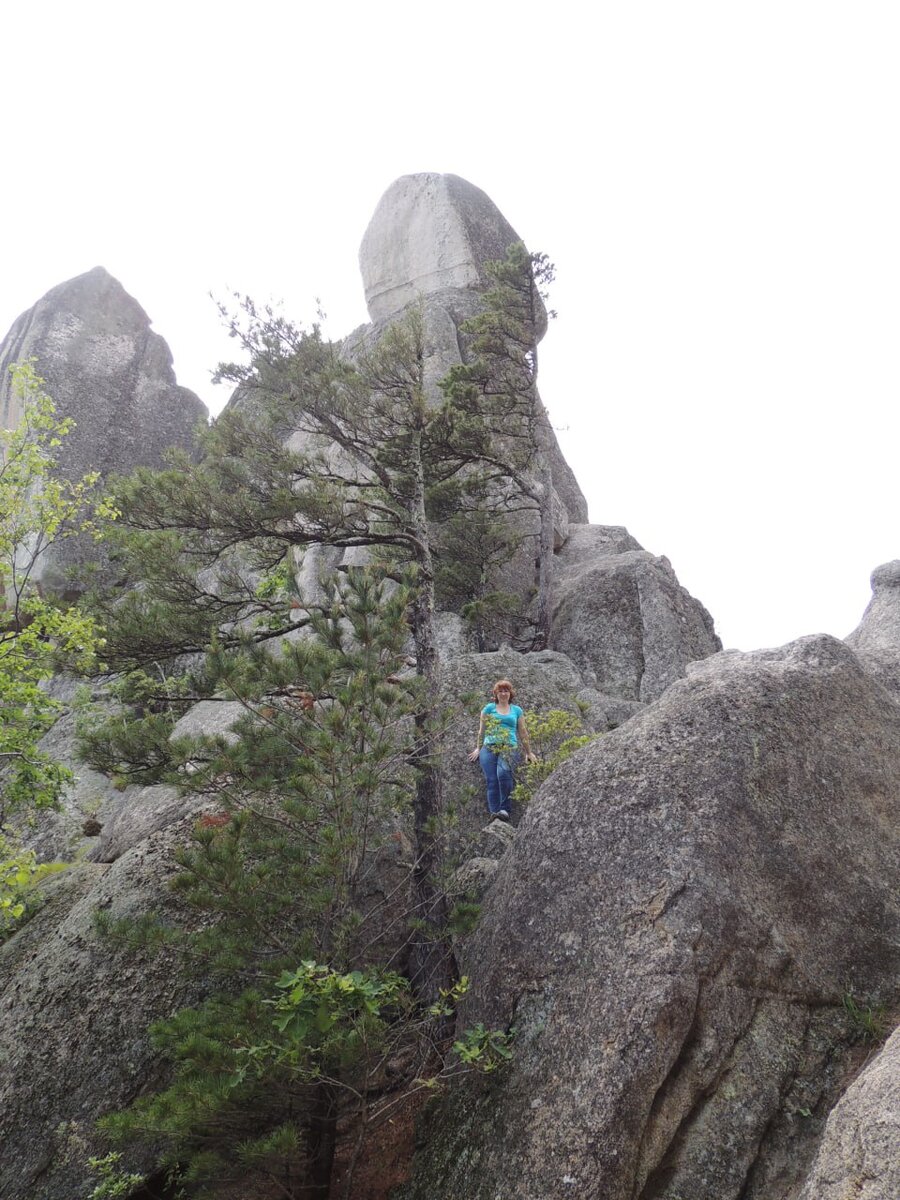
[479,746,520,815]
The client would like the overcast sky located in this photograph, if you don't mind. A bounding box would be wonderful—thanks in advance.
[2,2,897,651]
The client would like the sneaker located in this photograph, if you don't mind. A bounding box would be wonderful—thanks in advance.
[496,809,510,821]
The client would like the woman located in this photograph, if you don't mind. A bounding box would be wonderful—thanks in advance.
[468,679,537,820]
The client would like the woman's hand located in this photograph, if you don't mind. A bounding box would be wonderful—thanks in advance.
[517,716,537,766]
[468,747,480,762]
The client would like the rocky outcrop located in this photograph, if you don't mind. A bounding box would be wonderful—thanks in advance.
[18,676,134,863]
[449,818,517,909]
[355,178,720,688]
[0,824,203,1200]
[400,635,900,1200]
[550,524,722,703]
[0,178,734,1200]
[800,1027,900,1200]
[356,172,588,528]
[86,698,245,862]
[0,267,207,592]
[360,173,536,327]
[846,560,900,702]
[17,687,246,865]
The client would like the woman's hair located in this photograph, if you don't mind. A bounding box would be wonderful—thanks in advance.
[491,679,516,702]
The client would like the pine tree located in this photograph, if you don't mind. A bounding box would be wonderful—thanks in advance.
[93,307,508,1003]
[441,242,559,648]
[94,568,421,1196]
[81,274,551,1195]
[432,504,525,652]
[95,568,508,1198]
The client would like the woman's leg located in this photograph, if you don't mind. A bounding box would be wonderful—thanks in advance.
[479,746,502,814]
[496,751,520,811]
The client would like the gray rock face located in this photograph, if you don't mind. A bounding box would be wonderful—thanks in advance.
[0,267,208,592]
[800,1027,900,1200]
[18,691,246,865]
[0,824,204,1200]
[846,560,900,701]
[360,174,544,328]
[401,635,900,1200]
[550,523,722,702]
[15,676,134,863]
[449,819,517,906]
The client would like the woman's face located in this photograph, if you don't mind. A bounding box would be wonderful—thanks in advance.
[495,686,511,701]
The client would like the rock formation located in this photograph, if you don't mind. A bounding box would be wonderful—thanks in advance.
[0,827,204,1200]
[552,524,720,703]
[354,174,720,691]
[0,267,207,592]
[846,559,900,701]
[401,635,900,1200]
[360,173,533,324]
[356,172,587,528]
[5,175,893,1200]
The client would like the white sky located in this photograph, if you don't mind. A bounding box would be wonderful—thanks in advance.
[2,1,897,651]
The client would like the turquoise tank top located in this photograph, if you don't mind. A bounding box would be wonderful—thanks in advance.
[482,702,522,748]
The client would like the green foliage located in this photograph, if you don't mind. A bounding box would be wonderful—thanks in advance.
[0,362,112,935]
[451,1022,515,1071]
[512,708,597,806]
[235,961,411,1083]
[420,976,515,1071]
[433,507,525,651]
[481,710,516,752]
[86,1152,146,1199]
[441,241,551,443]
[254,556,292,602]
[102,956,508,1198]
[425,974,473,1022]
[0,364,109,820]
[440,241,558,647]
[99,987,302,1193]
[75,667,203,787]
[0,833,65,929]
[842,990,888,1043]
[162,570,421,971]
[95,569,518,1197]
[446,898,481,936]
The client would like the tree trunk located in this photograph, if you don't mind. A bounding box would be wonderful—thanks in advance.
[304,1081,339,1199]
[527,263,555,653]
[407,427,456,1012]
[534,460,555,650]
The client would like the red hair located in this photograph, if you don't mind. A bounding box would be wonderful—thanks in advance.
[491,679,516,702]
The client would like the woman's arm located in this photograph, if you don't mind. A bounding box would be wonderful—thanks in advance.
[517,714,537,763]
[468,713,486,761]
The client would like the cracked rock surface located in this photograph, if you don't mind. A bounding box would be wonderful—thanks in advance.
[550,524,721,703]
[799,1026,900,1200]
[0,825,204,1200]
[399,635,900,1200]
